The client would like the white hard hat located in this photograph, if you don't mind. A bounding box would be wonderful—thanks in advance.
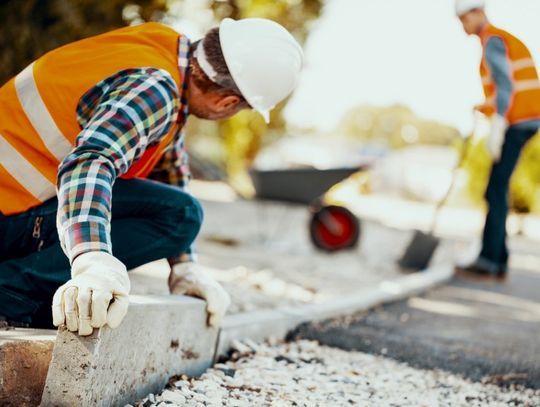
[219,18,304,123]
[455,0,485,17]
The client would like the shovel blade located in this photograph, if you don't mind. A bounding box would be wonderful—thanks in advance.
[398,231,440,271]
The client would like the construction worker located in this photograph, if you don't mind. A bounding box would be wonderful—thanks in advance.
[0,18,303,334]
[454,0,540,280]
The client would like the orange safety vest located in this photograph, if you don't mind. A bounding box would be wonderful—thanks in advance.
[0,23,186,216]
[479,24,540,124]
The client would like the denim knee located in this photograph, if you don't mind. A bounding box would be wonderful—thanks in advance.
[164,191,204,247]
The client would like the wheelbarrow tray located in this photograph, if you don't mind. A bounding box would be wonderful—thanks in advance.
[250,167,362,204]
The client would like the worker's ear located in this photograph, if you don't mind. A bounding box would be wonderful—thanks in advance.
[214,94,242,113]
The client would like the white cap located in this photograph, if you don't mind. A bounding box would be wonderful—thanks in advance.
[218,18,304,123]
[455,0,485,17]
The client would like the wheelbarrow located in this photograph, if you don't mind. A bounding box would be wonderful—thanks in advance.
[250,166,365,252]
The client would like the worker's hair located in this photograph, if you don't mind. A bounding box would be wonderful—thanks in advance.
[190,28,249,105]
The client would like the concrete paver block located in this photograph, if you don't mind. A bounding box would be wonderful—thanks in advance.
[40,295,218,407]
[0,328,56,407]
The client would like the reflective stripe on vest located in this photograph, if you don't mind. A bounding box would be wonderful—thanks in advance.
[481,75,540,92]
[482,77,493,86]
[514,79,540,92]
[15,63,73,161]
[512,58,536,71]
[0,133,56,200]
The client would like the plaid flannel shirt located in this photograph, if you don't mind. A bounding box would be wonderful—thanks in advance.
[57,36,192,264]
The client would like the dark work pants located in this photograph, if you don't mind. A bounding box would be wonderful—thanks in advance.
[479,125,538,272]
[0,178,203,327]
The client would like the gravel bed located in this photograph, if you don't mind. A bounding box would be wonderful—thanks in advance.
[133,340,540,407]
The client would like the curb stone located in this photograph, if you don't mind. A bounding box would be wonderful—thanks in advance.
[40,295,218,407]
[218,264,453,355]
[1,264,452,406]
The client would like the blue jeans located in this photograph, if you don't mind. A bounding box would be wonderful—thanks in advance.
[479,125,538,272]
[0,178,203,327]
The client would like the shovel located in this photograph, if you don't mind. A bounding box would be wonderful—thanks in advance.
[398,119,477,271]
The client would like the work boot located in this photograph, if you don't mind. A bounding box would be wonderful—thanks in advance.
[454,263,507,282]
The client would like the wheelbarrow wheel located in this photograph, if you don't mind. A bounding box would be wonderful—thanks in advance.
[309,205,360,252]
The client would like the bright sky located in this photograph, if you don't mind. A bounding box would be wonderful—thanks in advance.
[284,0,540,134]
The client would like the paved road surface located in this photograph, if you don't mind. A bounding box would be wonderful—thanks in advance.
[290,265,540,389]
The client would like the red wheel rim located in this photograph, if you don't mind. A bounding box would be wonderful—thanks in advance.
[313,207,357,250]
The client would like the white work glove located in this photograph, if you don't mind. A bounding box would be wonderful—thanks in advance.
[487,114,507,162]
[168,263,231,327]
[52,252,130,336]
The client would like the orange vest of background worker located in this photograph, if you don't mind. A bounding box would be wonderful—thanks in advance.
[455,0,540,280]
[0,19,303,335]
[477,25,540,126]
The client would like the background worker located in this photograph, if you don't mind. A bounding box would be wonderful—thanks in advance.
[0,18,303,334]
[454,0,540,280]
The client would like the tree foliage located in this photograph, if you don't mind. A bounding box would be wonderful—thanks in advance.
[337,104,460,148]
[340,104,540,213]
[0,0,167,85]
[1,0,322,195]
[460,130,540,213]
[203,0,323,195]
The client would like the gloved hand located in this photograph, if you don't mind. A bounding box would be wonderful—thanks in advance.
[52,252,130,336]
[487,114,507,162]
[168,262,231,327]
[474,103,495,117]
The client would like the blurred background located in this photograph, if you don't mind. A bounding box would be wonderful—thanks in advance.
[4,4,540,396]
[2,0,540,215]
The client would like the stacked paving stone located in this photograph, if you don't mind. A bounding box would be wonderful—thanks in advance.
[134,340,540,407]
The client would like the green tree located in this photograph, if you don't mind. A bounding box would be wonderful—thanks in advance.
[200,0,323,195]
[460,130,540,213]
[1,0,322,195]
[339,104,540,213]
[0,0,167,85]
[337,104,460,148]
